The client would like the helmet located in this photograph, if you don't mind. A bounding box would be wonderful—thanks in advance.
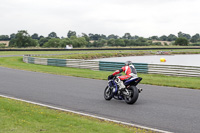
[125,61,132,66]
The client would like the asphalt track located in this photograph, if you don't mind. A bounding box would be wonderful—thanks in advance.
[1,67,200,133]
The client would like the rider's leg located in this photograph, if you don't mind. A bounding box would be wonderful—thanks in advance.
[117,75,131,90]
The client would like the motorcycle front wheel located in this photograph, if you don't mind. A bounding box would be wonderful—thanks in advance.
[124,86,139,104]
[104,85,113,100]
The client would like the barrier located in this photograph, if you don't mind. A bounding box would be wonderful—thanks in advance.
[99,61,124,71]
[99,61,148,73]
[66,59,99,70]
[148,64,200,77]
[47,59,67,67]
[23,56,99,71]
[23,55,200,77]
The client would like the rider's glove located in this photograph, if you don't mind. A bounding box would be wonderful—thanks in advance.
[108,75,114,80]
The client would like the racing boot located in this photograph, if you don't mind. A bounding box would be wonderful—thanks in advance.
[117,79,125,91]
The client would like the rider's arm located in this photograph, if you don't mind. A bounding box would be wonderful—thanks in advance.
[112,68,124,76]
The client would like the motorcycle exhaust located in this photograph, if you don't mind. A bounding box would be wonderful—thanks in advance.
[138,88,143,93]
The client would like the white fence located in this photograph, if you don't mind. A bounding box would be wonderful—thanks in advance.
[148,64,200,77]
[66,59,99,70]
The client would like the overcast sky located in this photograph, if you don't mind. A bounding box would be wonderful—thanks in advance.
[0,0,200,38]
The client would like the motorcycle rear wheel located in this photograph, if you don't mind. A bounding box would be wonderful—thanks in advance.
[104,86,113,100]
[124,86,139,104]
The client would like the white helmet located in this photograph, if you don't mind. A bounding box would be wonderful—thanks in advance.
[125,61,132,66]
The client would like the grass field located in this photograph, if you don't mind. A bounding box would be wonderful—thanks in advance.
[1,46,200,56]
[1,97,155,133]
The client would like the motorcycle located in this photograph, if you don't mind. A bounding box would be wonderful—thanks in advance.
[104,75,142,104]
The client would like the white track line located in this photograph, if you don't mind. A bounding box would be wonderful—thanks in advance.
[0,94,173,133]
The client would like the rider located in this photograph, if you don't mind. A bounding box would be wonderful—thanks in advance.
[108,61,138,90]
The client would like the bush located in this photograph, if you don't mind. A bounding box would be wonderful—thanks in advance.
[43,38,61,48]
[189,43,200,46]
[9,30,38,47]
[0,43,6,48]
[152,42,162,46]
[174,37,189,46]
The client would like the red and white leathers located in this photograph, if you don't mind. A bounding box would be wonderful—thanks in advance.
[112,64,138,81]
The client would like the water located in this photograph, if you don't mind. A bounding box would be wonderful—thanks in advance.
[93,54,200,66]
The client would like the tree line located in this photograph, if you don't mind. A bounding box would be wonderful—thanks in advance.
[0,30,200,48]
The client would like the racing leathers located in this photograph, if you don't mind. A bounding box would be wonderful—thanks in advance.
[112,64,138,90]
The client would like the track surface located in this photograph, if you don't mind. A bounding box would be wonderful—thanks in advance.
[1,67,200,133]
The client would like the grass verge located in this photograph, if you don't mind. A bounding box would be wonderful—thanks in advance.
[0,97,154,133]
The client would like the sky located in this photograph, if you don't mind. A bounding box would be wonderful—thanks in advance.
[0,0,200,38]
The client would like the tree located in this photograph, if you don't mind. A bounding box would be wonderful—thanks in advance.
[31,33,39,40]
[178,32,191,40]
[48,32,58,38]
[9,30,38,47]
[149,36,159,40]
[0,35,9,40]
[60,38,71,47]
[167,34,177,41]
[43,38,60,47]
[115,39,125,46]
[38,37,50,47]
[133,37,149,46]
[38,35,44,40]
[67,30,76,38]
[107,38,115,46]
[98,39,107,47]
[190,33,200,43]
[131,35,139,40]
[174,37,189,46]
[70,36,87,48]
[122,33,131,39]
[89,34,101,40]
[159,35,168,41]
[100,34,107,40]
[81,33,90,42]
[136,37,147,42]
[10,33,16,39]
[107,34,119,39]
[92,40,105,47]
[77,37,88,47]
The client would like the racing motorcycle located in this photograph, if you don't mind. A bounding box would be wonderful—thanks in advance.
[104,75,142,104]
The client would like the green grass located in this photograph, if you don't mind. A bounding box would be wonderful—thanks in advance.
[38,52,150,60]
[0,57,109,80]
[139,73,200,89]
[1,47,200,56]
[0,97,153,133]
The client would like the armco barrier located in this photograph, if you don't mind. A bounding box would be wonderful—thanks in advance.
[47,59,67,67]
[66,59,99,70]
[35,58,48,65]
[99,61,148,73]
[148,64,200,77]
[23,55,200,77]
[28,57,35,64]
[23,56,99,71]
[99,61,124,71]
